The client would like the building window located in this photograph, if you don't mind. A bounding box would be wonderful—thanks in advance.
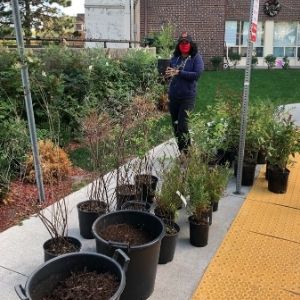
[225,21,264,57]
[273,22,297,57]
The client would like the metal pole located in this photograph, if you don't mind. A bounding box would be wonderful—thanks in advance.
[130,0,134,46]
[235,0,256,194]
[11,0,45,202]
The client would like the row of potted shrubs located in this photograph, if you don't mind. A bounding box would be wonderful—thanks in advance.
[16,95,300,300]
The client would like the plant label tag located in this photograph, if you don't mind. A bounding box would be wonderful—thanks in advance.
[176,191,187,207]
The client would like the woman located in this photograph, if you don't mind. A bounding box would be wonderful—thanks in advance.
[166,32,204,155]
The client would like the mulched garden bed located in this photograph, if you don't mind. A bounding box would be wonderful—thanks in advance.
[0,166,92,233]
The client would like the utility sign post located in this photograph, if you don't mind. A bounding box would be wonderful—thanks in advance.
[11,0,45,203]
[250,0,260,42]
[235,0,260,194]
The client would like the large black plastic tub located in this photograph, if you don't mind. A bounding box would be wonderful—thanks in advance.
[92,210,165,300]
[15,250,129,300]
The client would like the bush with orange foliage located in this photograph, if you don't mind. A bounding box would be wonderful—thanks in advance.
[25,140,72,183]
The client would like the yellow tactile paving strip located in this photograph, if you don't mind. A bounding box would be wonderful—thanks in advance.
[192,154,300,300]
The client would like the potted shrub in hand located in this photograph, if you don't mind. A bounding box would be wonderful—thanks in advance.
[266,112,300,193]
[155,22,176,77]
[186,149,211,247]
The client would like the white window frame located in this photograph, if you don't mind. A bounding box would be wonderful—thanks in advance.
[224,20,264,58]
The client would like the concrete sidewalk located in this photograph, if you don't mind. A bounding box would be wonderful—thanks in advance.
[1,103,299,300]
[0,138,253,300]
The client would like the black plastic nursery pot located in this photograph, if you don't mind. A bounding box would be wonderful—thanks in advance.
[77,200,107,239]
[218,148,237,167]
[265,161,270,180]
[208,149,225,166]
[188,216,209,247]
[212,201,219,212]
[158,220,180,264]
[135,174,158,203]
[116,184,137,210]
[15,250,129,300]
[257,149,267,164]
[234,161,256,186]
[92,210,165,300]
[208,205,213,226]
[43,236,81,262]
[157,58,171,76]
[268,167,290,194]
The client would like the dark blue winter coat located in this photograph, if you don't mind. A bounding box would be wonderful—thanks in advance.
[168,54,204,101]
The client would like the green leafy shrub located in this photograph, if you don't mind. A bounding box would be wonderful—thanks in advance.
[121,50,158,92]
[282,56,290,70]
[228,52,241,69]
[264,54,276,69]
[266,110,300,170]
[152,22,176,58]
[0,117,30,174]
[0,172,10,203]
[210,56,223,71]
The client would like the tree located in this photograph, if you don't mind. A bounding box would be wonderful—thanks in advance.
[0,0,72,40]
[35,15,74,38]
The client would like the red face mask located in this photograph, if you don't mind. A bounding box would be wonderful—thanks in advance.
[179,42,191,55]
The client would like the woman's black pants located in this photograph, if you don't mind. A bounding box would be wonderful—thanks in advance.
[169,98,195,154]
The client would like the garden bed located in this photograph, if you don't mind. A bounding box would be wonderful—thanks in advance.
[0,165,92,232]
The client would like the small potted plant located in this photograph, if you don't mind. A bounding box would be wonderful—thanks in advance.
[39,198,82,262]
[155,158,183,264]
[186,149,211,247]
[24,139,81,261]
[207,165,231,212]
[189,102,229,166]
[77,112,114,238]
[155,22,176,77]
[266,111,300,193]
[77,177,110,239]
[154,158,184,220]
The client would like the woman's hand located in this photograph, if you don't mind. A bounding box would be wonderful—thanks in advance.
[165,67,179,78]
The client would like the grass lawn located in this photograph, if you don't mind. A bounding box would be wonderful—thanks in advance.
[196,69,300,111]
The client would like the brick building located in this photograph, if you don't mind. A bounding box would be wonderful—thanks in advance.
[139,0,300,68]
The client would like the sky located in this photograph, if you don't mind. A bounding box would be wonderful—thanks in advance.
[63,0,85,16]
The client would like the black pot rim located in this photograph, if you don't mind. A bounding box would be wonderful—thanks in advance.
[43,236,82,255]
[121,200,151,211]
[77,200,107,211]
[188,215,209,226]
[269,166,290,174]
[92,210,165,250]
[162,219,180,236]
[23,252,126,299]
